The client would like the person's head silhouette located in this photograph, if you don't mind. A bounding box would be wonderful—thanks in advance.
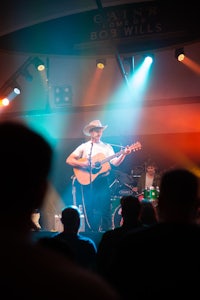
[120,195,141,227]
[0,119,53,231]
[158,168,199,223]
[61,205,81,233]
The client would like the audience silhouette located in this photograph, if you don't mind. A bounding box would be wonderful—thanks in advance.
[39,205,97,270]
[105,168,200,299]
[96,195,143,276]
[139,199,158,226]
[0,119,120,300]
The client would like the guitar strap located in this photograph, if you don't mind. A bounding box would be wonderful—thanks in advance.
[71,176,77,206]
[81,185,92,231]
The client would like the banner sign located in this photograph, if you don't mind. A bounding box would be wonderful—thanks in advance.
[0,1,199,55]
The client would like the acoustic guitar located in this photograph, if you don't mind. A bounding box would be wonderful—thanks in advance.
[73,141,142,185]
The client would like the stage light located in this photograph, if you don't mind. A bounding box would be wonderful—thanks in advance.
[0,85,21,104]
[175,48,185,61]
[96,59,106,69]
[144,54,154,64]
[33,57,45,71]
[13,87,21,95]
[1,98,9,107]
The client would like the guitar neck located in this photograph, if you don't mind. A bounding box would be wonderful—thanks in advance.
[100,142,141,165]
[101,149,125,165]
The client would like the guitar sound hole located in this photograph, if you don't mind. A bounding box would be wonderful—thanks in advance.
[94,161,101,169]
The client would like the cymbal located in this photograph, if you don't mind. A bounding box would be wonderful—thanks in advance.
[113,170,133,184]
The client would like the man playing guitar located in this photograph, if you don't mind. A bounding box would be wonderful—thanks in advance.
[66,119,141,232]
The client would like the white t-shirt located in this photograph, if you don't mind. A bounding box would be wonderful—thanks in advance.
[145,174,154,188]
[72,140,118,165]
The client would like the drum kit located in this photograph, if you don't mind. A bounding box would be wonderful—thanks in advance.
[109,170,138,197]
[110,170,159,229]
[110,170,139,229]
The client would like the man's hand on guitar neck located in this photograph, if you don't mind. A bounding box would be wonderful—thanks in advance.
[124,145,132,155]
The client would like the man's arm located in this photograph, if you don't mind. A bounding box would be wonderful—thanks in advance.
[111,146,132,167]
[66,152,89,168]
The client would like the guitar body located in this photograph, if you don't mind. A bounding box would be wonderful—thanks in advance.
[73,153,111,185]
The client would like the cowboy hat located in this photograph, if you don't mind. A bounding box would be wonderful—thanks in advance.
[83,120,108,136]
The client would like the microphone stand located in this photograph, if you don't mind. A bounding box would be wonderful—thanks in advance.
[88,142,93,183]
[88,142,94,205]
[88,142,94,230]
[88,142,93,184]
